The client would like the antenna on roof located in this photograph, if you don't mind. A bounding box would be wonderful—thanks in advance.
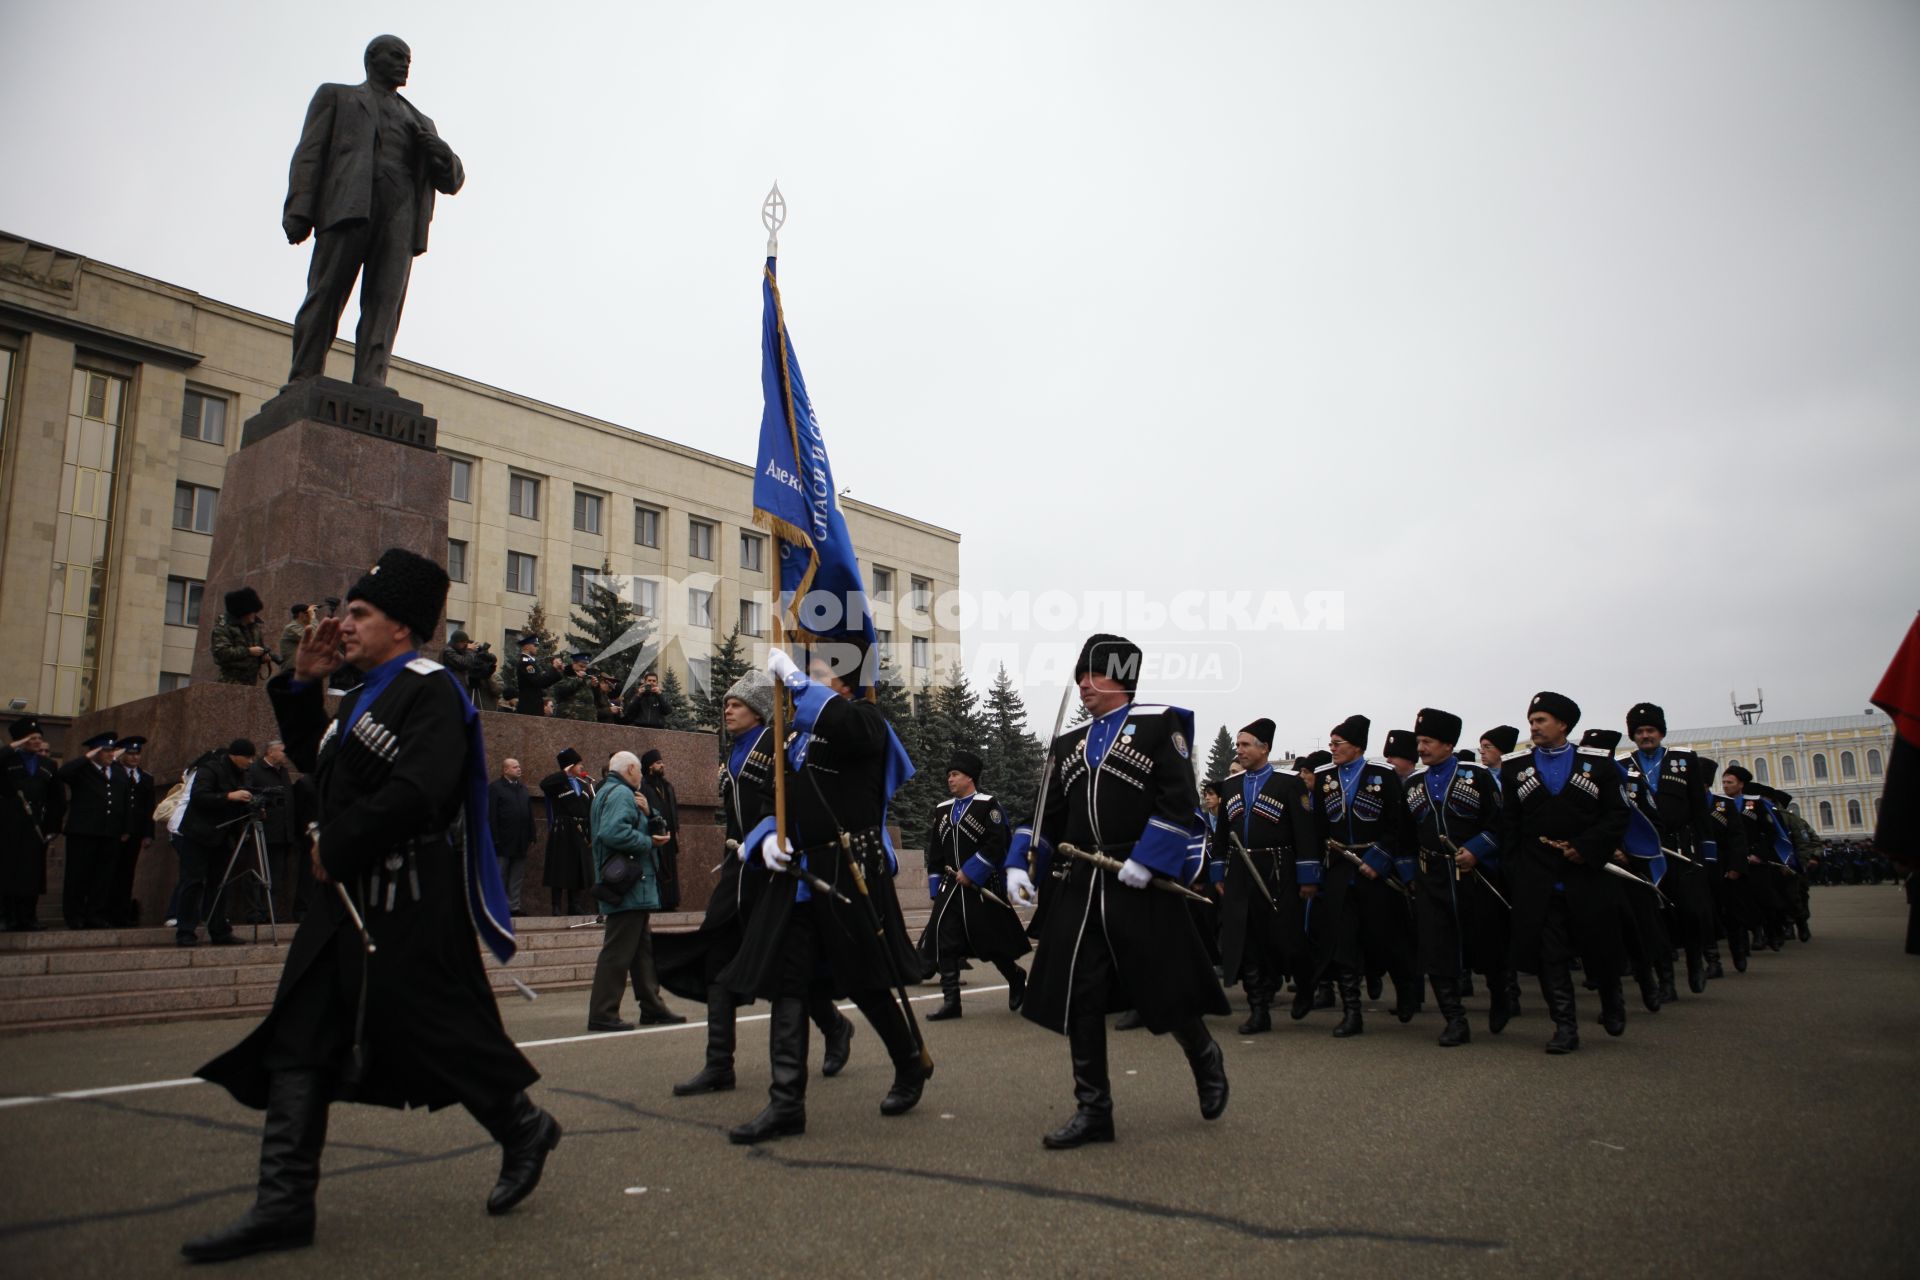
[1731,688,1764,726]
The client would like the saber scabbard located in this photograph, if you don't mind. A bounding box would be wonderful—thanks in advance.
[1226,831,1278,908]
[839,834,932,1071]
[1328,840,1410,898]
[1057,843,1214,906]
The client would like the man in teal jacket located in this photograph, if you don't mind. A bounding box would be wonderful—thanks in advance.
[585,751,687,1031]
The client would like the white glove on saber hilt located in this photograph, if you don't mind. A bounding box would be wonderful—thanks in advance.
[1117,858,1152,890]
[1005,867,1036,906]
[759,832,793,873]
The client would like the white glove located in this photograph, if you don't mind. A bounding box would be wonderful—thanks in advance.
[767,646,804,690]
[759,832,793,873]
[1005,867,1036,907]
[1117,858,1152,890]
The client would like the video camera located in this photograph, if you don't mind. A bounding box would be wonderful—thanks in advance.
[248,785,289,813]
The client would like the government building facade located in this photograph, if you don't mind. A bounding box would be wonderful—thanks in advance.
[1664,713,1895,839]
[0,231,961,721]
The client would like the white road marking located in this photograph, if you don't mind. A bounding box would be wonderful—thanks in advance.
[0,985,1013,1111]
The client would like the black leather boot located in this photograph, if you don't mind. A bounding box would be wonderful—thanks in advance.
[926,961,963,1021]
[1313,979,1335,1010]
[181,1070,328,1261]
[810,989,853,1078]
[1115,1008,1146,1030]
[1289,975,1315,1021]
[852,989,930,1117]
[1043,1011,1114,1148]
[1685,947,1706,993]
[730,996,808,1144]
[1331,972,1364,1038]
[1705,944,1725,980]
[1488,969,1513,1035]
[1170,1018,1230,1120]
[1433,976,1470,1048]
[1729,930,1750,973]
[1541,965,1579,1055]
[1391,971,1419,1024]
[1237,991,1271,1035]
[1505,971,1523,1016]
[997,960,1027,1011]
[1654,953,1678,1006]
[1796,920,1811,943]
[1634,964,1662,1014]
[674,985,737,1096]
[473,1091,563,1215]
[1599,977,1627,1037]
[1459,971,1476,999]
[1366,973,1383,1000]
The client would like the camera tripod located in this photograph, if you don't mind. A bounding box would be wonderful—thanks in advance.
[212,809,281,944]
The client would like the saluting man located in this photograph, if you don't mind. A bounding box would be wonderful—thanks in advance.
[1007,634,1229,1150]
[1214,718,1319,1034]
[1499,692,1631,1055]
[540,749,596,919]
[921,749,1029,1020]
[186,548,556,1262]
[56,731,124,929]
[1403,708,1511,1047]
[1,716,58,931]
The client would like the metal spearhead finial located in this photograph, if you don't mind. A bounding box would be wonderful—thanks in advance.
[763,181,787,256]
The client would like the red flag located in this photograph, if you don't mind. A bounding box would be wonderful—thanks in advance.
[1872,613,1920,748]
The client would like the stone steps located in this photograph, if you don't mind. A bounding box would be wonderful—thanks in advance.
[0,907,939,1035]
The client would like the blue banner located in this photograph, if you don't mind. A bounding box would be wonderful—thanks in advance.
[751,257,878,688]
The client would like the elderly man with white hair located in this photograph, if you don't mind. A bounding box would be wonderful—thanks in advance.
[584,750,687,1031]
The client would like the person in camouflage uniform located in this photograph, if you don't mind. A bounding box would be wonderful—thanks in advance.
[549,652,600,722]
[1767,786,1820,942]
[279,604,313,668]
[211,588,272,685]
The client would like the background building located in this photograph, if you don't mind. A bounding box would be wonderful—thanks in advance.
[1665,712,1894,838]
[0,230,962,719]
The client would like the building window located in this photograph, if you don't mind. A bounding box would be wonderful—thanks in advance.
[447,539,468,583]
[1818,801,1833,828]
[508,473,540,519]
[1812,753,1829,781]
[1847,798,1864,827]
[910,576,932,611]
[1869,748,1884,776]
[448,456,472,503]
[1726,759,1741,775]
[44,367,129,716]
[875,627,893,665]
[164,576,204,627]
[506,551,537,594]
[574,490,603,534]
[688,587,712,629]
[0,348,14,460]
[635,578,659,617]
[571,564,594,605]
[1841,751,1857,779]
[1781,755,1797,782]
[912,635,929,670]
[173,482,218,534]
[634,504,661,548]
[740,531,765,572]
[871,566,894,603]
[1752,757,1769,784]
[739,598,766,637]
[445,618,464,639]
[180,388,228,445]
[689,518,715,561]
[158,672,190,694]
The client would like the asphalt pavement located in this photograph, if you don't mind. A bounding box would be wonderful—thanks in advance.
[1,885,1915,1278]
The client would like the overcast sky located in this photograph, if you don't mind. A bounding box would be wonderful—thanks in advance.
[4,1,1916,753]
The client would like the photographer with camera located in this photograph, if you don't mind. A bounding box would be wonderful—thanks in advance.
[245,740,297,922]
[174,738,257,946]
[440,630,500,711]
[212,589,275,686]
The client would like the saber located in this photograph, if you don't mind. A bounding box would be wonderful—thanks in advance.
[726,839,852,905]
[509,977,538,1001]
[334,882,375,954]
[1026,688,1073,876]
[1661,845,1697,866]
[944,869,1013,912]
[1225,831,1278,908]
[1327,840,1410,898]
[1057,843,1214,905]
[1605,860,1672,906]
[1438,836,1512,910]
[838,834,932,1071]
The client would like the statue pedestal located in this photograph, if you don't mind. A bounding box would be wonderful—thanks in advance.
[189,387,450,684]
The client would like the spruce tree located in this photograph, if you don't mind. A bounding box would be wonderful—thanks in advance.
[981,664,1046,818]
[659,665,696,731]
[565,558,651,694]
[1205,725,1235,783]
